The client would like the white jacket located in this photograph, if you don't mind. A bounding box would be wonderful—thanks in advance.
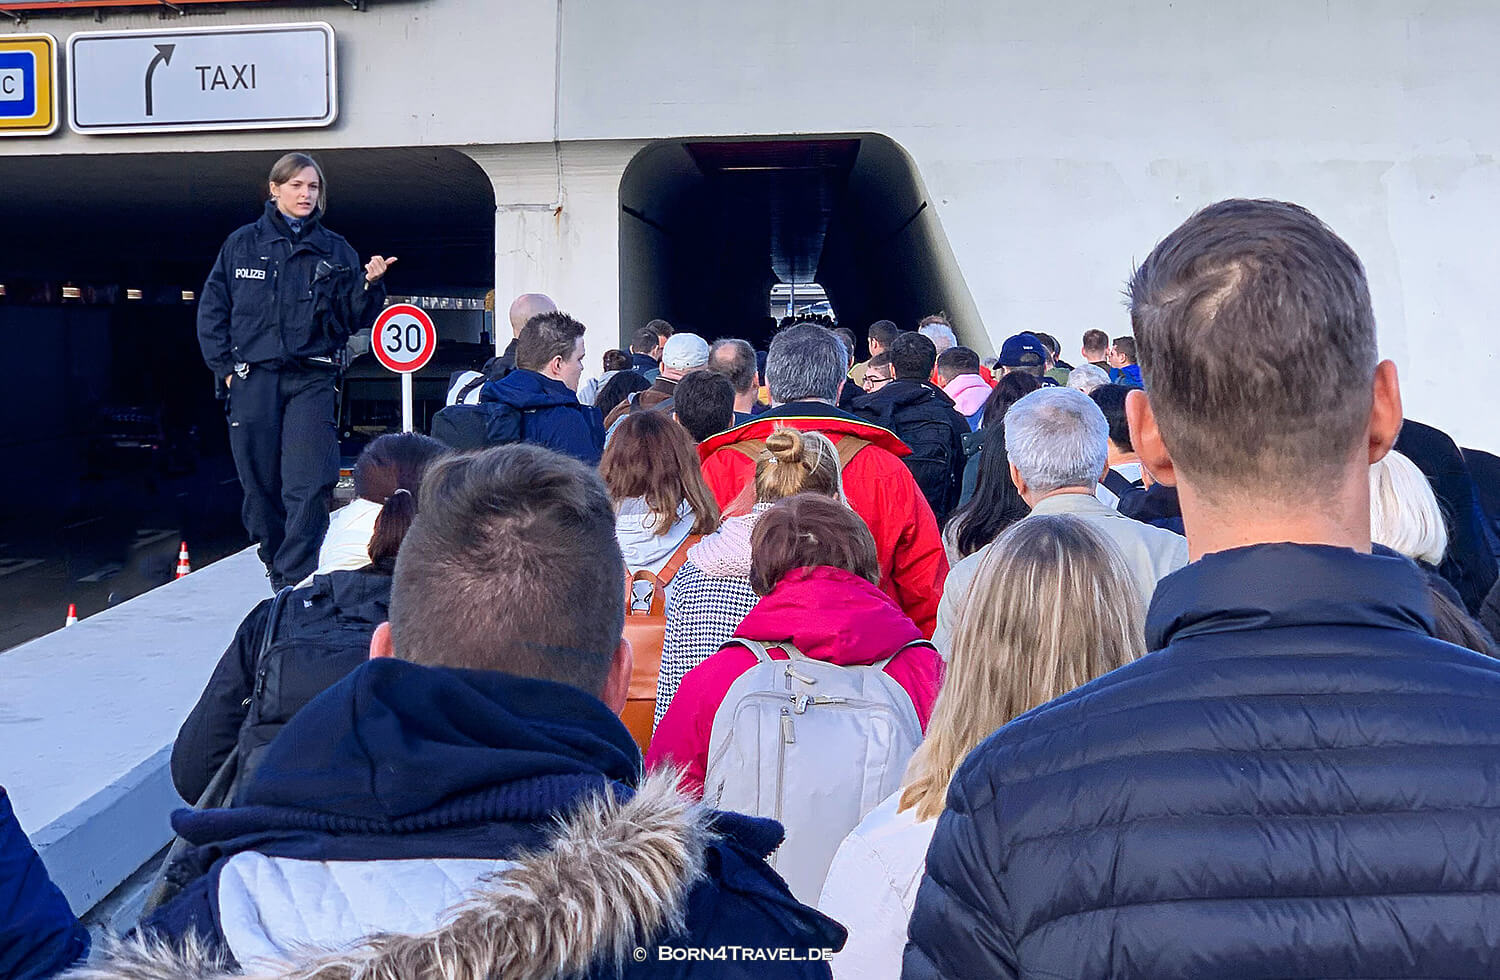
[616,498,696,575]
[298,497,382,586]
[818,791,937,980]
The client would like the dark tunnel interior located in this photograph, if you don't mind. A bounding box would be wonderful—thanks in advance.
[618,134,983,355]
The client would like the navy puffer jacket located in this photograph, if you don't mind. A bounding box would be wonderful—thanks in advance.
[479,368,606,465]
[905,544,1500,979]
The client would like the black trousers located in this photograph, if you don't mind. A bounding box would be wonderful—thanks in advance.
[226,365,338,589]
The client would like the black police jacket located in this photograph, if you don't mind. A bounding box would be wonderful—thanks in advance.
[197,201,385,379]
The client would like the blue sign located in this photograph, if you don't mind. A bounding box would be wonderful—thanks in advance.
[0,51,37,119]
[0,34,56,136]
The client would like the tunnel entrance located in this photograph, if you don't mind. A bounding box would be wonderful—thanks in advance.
[619,134,982,354]
[0,146,495,649]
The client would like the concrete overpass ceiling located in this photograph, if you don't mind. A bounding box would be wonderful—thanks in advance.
[0,146,496,292]
[619,134,984,351]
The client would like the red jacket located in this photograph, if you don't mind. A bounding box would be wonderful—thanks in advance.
[646,565,943,796]
[697,402,948,636]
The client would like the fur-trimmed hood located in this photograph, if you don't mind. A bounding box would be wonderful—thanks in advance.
[71,772,714,980]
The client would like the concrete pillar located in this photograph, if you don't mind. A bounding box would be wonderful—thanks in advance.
[463,141,646,378]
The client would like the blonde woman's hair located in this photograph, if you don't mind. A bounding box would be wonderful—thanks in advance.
[753,427,845,504]
[899,514,1147,821]
[1370,450,1448,566]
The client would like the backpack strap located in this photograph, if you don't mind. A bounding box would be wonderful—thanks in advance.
[834,435,871,469]
[730,638,775,663]
[727,434,871,470]
[627,569,668,617]
[624,533,703,616]
[456,372,488,404]
[726,638,811,663]
[658,533,701,587]
[726,439,768,465]
[872,638,937,671]
[258,586,294,667]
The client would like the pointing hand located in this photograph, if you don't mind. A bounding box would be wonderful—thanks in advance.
[364,255,398,283]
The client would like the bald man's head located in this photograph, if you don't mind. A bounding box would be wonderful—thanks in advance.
[509,293,558,336]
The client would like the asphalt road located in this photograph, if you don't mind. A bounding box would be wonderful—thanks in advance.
[0,454,253,653]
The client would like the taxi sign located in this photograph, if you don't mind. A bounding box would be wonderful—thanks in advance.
[0,34,59,137]
[372,304,437,374]
[68,22,335,135]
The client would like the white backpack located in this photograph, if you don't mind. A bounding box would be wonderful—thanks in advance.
[702,637,927,903]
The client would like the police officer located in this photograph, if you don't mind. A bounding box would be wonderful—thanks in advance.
[197,152,395,590]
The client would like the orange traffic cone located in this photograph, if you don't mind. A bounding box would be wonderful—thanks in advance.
[176,541,192,579]
[65,604,78,627]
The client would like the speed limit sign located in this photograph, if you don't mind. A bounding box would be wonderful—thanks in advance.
[371,303,437,433]
[372,304,437,374]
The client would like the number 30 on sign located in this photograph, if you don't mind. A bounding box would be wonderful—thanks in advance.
[371,303,436,374]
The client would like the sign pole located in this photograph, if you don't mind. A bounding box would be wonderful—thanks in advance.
[401,373,414,433]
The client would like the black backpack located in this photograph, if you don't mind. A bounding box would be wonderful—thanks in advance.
[430,401,532,451]
[891,409,963,524]
[232,573,388,790]
[142,574,387,915]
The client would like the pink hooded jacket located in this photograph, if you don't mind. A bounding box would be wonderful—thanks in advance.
[646,565,943,796]
[942,373,991,420]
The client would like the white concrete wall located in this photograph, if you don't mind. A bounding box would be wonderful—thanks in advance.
[1,549,270,912]
[555,0,1500,450]
[7,0,1498,446]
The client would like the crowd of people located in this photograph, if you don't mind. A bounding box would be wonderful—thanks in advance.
[6,197,1500,979]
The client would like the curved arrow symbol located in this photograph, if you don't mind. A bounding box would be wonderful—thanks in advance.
[144,43,175,117]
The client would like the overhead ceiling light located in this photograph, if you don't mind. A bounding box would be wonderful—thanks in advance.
[126,289,143,301]
[62,284,82,299]
[181,290,196,302]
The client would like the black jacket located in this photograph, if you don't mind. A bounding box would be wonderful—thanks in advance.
[851,379,968,524]
[170,567,390,805]
[1115,481,1185,535]
[1395,419,1499,614]
[139,661,843,978]
[197,201,385,379]
[906,544,1500,979]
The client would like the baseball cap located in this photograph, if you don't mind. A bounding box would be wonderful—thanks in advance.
[662,332,710,371]
[998,332,1048,368]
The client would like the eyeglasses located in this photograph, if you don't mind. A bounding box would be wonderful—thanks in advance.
[862,374,892,390]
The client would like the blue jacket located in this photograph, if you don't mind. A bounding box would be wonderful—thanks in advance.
[0,788,88,979]
[479,368,606,465]
[197,201,385,378]
[138,660,842,978]
[631,351,662,382]
[906,544,1500,979]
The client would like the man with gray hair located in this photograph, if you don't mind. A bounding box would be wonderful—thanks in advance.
[931,385,1187,653]
[698,323,948,635]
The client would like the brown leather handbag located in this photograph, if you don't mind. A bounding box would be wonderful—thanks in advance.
[619,533,700,752]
